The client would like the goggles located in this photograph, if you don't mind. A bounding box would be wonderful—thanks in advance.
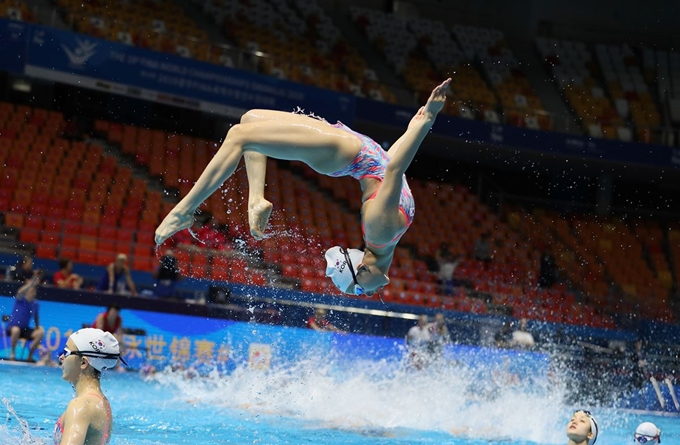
[61,347,128,366]
[341,248,367,296]
[634,434,660,444]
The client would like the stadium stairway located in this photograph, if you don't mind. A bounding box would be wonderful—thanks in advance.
[24,0,70,29]
[506,35,580,134]
[174,0,235,45]
[328,3,416,106]
[89,135,171,200]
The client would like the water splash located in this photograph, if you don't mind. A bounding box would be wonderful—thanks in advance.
[147,355,566,443]
[1,398,47,444]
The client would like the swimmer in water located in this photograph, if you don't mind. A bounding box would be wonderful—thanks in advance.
[54,328,125,445]
[155,79,451,296]
[633,422,661,444]
[567,410,598,445]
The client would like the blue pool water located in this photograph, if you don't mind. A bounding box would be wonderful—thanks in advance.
[1,360,678,445]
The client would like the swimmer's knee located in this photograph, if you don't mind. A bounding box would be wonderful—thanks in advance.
[240,110,259,125]
[225,123,247,144]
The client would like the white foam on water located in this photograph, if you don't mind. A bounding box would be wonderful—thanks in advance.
[149,355,566,444]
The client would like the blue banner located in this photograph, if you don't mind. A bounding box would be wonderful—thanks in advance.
[20,23,355,123]
[356,98,679,169]
[0,295,548,379]
[0,17,674,169]
[0,19,28,74]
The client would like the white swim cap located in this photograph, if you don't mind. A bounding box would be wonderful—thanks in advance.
[635,422,660,443]
[324,246,364,294]
[70,328,121,371]
[586,413,598,445]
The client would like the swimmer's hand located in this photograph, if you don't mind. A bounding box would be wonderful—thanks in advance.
[409,78,451,129]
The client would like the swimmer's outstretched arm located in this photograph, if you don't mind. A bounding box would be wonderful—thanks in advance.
[386,78,450,175]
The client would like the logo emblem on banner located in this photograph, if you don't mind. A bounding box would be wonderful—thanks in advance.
[61,38,98,67]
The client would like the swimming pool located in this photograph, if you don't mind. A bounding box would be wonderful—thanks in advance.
[1,360,677,445]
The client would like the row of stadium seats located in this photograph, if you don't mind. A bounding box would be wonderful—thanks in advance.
[2,0,669,144]
[351,7,552,129]
[537,38,662,143]
[193,0,395,102]
[0,95,673,327]
[506,207,675,323]
[85,107,674,327]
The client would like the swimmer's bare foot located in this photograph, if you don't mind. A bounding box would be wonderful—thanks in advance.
[248,199,273,240]
[155,210,195,245]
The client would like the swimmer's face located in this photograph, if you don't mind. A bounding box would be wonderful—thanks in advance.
[59,339,84,383]
[349,263,389,296]
[566,411,593,443]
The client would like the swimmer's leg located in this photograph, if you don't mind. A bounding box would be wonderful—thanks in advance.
[241,112,272,240]
[27,326,44,361]
[155,123,246,244]
[8,326,20,360]
[238,109,331,239]
[155,115,360,245]
[244,152,272,240]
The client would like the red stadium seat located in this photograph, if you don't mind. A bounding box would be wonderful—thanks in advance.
[4,213,24,228]
[132,256,154,272]
[19,229,40,244]
[36,245,57,260]
[77,251,97,265]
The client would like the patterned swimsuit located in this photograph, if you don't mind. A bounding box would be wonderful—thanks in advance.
[329,122,415,248]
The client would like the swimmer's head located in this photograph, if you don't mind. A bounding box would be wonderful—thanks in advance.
[324,246,388,296]
[68,328,124,372]
[567,410,598,445]
[634,422,661,444]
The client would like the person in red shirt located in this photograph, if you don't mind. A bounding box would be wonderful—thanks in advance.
[91,305,125,372]
[53,258,84,290]
[92,305,123,338]
[306,308,344,332]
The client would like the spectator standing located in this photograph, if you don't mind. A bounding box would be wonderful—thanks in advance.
[538,250,557,288]
[6,272,45,361]
[153,250,182,298]
[494,321,514,348]
[53,257,84,290]
[629,338,648,389]
[437,254,462,296]
[96,254,137,296]
[10,255,34,282]
[473,232,492,267]
[406,315,431,369]
[428,313,451,355]
[511,318,535,348]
